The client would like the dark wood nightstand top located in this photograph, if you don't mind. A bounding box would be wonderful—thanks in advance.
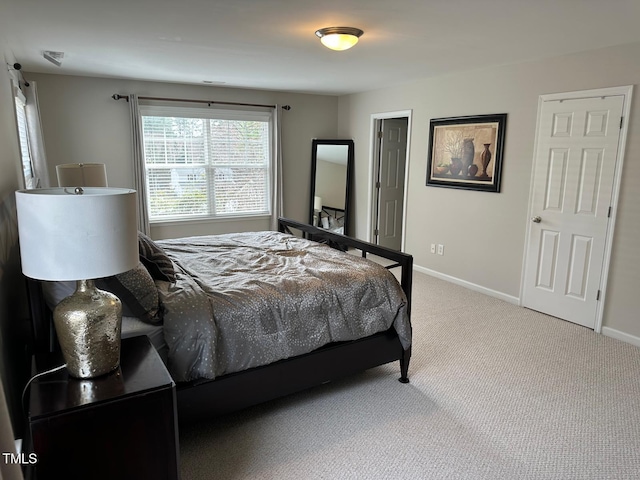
[29,335,174,420]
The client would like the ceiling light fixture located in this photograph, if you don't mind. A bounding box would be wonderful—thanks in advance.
[315,27,363,51]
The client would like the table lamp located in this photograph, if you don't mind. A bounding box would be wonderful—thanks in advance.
[15,187,138,378]
[313,196,322,227]
[56,163,108,187]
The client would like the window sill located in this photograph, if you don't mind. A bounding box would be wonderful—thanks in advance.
[150,214,271,228]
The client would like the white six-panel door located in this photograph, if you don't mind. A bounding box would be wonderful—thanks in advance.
[522,94,624,329]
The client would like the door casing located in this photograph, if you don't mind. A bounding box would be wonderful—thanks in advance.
[520,85,633,333]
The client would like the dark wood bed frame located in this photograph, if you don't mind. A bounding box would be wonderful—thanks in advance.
[27,217,413,425]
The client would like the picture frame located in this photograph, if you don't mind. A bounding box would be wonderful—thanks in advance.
[426,113,507,192]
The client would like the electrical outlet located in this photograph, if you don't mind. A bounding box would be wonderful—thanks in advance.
[437,244,444,255]
[430,244,436,254]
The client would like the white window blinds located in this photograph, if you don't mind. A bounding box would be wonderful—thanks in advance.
[140,107,271,222]
[14,90,35,188]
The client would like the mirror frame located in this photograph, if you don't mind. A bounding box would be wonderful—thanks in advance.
[309,139,354,237]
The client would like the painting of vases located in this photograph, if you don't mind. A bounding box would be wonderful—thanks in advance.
[426,113,507,193]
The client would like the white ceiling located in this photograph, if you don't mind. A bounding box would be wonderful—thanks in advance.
[2,0,640,96]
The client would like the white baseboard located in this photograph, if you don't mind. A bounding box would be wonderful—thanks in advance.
[601,327,640,348]
[414,265,520,305]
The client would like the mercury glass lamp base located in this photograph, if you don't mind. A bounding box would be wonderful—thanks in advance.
[53,279,123,378]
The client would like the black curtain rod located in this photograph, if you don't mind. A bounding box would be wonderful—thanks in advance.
[111,94,291,110]
[7,63,30,86]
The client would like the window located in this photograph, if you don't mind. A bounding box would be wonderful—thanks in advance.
[14,88,35,188]
[140,106,272,222]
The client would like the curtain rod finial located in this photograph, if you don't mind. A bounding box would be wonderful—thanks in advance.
[8,62,30,86]
[282,105,291,111]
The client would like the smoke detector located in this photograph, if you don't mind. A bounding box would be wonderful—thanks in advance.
[43,51,64,67]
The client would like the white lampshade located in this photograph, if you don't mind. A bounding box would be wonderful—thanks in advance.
[15,187,138,281]
[314,196,323,212]
[56,163,108,187]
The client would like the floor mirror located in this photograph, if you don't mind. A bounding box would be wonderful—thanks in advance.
[309,139,354,236]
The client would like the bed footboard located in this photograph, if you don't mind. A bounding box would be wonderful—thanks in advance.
[277,217,413,316]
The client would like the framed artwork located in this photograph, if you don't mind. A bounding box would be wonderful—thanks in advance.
[426,113,507,192]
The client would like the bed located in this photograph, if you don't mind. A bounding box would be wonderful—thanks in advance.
[317,205,346,234]
[28,217,413,424]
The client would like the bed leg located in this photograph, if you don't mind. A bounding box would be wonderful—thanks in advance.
[398,347,411,383]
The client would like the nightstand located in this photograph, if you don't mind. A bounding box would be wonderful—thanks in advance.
[28,335,180,480]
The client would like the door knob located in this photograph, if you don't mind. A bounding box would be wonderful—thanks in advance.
[531,216,542,223]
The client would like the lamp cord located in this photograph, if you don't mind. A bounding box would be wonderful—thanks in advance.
[21,363,67,418]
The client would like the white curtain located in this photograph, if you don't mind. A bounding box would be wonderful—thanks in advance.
[270,105,284,230]
[23,81,50,188]
[129,94,150,234]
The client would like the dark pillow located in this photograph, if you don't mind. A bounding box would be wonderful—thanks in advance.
[97,263,162,324]
[138,232,176,283]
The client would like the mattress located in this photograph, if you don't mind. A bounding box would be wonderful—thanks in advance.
[121,316,167,362]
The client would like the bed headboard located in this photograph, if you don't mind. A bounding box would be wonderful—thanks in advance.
[27,278,56,355]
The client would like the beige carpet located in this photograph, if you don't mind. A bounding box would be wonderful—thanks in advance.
[179,271,640,479]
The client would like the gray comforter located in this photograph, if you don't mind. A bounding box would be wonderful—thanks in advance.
[156,231,411,382]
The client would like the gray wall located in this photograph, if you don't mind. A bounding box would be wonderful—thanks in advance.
[338,41,640,341]
[28,74,339,239]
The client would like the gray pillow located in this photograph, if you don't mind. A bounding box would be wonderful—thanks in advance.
[97,263,163,324]
[42,280,76,311]
[138,232,176,283]
[42,264,162,324]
